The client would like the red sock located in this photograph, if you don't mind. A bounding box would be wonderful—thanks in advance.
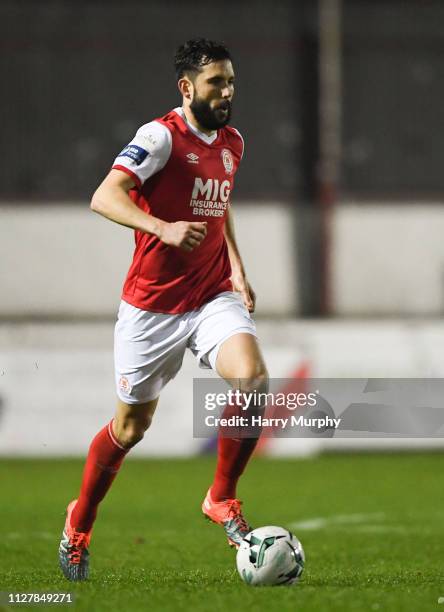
[210,436,258,501]
[71,420,128,532]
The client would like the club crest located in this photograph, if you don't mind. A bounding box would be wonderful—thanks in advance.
[221,148,233,175]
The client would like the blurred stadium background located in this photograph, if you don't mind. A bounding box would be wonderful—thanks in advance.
[1,0,444,458]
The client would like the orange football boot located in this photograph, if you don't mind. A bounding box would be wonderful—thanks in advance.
[58,500,92,581]
[202,488,252,548]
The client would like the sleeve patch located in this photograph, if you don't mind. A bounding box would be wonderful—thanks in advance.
[117,144,149,165]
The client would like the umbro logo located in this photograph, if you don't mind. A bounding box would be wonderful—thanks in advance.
[186,152,199,164]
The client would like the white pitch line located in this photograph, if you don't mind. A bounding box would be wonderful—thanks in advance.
[289,512,386,531]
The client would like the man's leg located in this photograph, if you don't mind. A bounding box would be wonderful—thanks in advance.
[59,398,157,581]
[202,332,268,547]
[71,398,158,530]
[211,333,268,500]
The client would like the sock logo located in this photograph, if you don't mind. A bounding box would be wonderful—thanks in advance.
[96,461,120,474]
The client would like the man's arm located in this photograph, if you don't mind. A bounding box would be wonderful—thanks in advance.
[224,208,256,312]
[91,169,207,252]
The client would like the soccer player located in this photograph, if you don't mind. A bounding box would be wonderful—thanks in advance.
[58,38,268,581]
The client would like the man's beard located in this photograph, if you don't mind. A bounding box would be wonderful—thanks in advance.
[190,95,232,131]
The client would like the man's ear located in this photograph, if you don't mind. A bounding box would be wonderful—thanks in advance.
[178,76,193,101]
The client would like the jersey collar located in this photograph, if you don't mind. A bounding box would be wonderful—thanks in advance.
[173,107,219,145]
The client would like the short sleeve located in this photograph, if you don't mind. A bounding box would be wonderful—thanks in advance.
[232,128,245,160]
[112,121,172,188]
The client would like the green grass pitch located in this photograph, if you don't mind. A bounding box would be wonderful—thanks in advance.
[1,453,444,611]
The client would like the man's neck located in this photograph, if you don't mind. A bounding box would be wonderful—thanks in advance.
[182,105,216,137]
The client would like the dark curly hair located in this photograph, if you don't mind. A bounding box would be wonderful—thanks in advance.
[174,38,232,80]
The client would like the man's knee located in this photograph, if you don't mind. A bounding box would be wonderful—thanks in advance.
[241,366,269,395]
[114,414,152,448]
[114,399,157,449]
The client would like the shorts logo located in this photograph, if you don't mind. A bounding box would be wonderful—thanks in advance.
[221,149,233,175]
[186,152,199,164]
[118,145,149,165]
[118,376,131,393]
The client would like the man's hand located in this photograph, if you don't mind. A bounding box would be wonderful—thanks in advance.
[231,270,256,313]
[158,221,207,252]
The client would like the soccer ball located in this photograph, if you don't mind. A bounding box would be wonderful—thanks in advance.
[236,526,305,587]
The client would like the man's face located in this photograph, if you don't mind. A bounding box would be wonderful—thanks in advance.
[189,59,235,131]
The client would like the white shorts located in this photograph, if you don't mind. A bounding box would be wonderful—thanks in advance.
[114,291,257,404]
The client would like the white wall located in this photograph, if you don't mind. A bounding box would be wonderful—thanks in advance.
[0,204,298,317]
[0,320,305,456]
[1,319,443,457]
[2,202,444,316]
[332,203,444,315]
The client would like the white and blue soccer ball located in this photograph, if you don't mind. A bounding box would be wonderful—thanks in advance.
[236,526,305,587]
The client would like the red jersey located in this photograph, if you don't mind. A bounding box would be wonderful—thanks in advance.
[111,108,244,314]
